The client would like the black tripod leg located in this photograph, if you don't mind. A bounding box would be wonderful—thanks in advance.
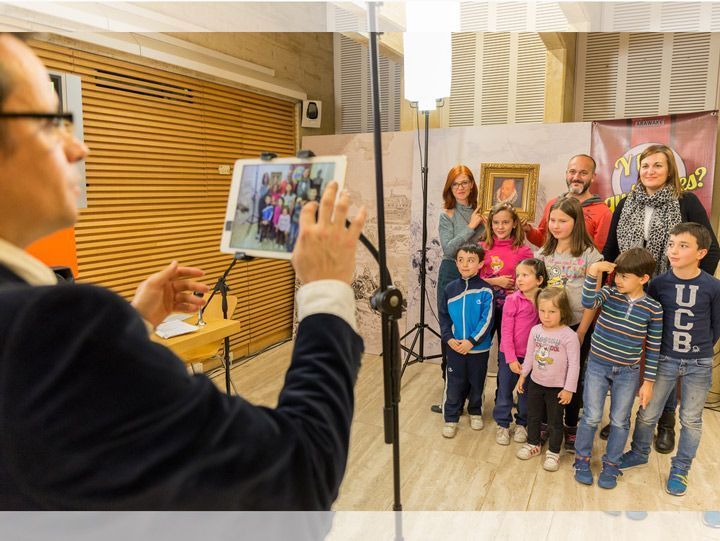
[400,328,421,377]
[399,325,417,341]
[426,325,443,339]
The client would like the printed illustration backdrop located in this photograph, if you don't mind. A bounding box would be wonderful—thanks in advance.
[305,122,590,356]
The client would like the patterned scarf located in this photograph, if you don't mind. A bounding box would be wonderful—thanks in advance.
[616,184,682,276]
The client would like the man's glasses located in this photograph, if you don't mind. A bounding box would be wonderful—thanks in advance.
[0,112,75,139]
[451,180,472,189]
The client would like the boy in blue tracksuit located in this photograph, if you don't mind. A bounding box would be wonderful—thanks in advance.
[439,243,495,438]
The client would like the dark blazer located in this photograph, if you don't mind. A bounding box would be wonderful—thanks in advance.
[0,265,27,287]
[602,191,720,275]
[0,280,363,510]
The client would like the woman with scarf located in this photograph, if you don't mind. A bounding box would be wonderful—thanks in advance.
[602,144,720,452]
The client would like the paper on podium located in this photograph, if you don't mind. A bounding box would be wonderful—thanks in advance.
[155,319,199,339]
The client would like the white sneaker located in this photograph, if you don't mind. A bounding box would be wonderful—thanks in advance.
[443,422,458,438]
[496,426,511,445]
[543,451,560,472]
[516,443,542,460]
[470,415,484,430]
[513,425,528,443]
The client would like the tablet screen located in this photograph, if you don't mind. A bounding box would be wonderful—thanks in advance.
[220,156,347,259]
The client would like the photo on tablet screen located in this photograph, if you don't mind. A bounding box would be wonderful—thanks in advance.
[220,156,346,260]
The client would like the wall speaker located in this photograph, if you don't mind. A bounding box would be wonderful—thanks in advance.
[301,100,322,128]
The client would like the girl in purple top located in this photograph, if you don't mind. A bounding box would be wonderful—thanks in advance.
[516,288,580,472]
[493,258,547,446]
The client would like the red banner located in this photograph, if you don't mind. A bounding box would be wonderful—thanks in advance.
[590,111,718,213]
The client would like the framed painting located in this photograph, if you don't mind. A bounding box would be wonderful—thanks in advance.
[479,163,539,221]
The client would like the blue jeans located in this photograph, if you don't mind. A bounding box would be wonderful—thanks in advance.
[575,359,640,465]
[492,352,527,428]
[663,385,678,413]
[630,355,713,472]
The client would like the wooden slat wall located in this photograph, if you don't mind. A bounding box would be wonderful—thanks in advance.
[32,40,297,358]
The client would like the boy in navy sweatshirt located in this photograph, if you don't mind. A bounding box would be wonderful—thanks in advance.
[438,244,494,438]
[619,223,720,496]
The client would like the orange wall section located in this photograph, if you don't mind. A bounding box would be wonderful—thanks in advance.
[25,227,79,278]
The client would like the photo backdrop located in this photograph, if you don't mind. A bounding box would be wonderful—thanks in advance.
[304,122,591,355]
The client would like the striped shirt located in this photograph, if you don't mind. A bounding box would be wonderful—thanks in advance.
[581,275,663,381]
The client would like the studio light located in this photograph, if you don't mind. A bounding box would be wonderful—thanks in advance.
[399,2,459,377]
[402,1,458,111]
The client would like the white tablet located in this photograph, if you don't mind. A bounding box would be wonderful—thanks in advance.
[220,156,347,259]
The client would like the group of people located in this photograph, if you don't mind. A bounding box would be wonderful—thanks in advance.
[256,169,323,250]
[436,151,720,496]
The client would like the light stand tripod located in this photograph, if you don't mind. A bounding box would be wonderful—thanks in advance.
[367,2,403,517]
[400,108,443,378]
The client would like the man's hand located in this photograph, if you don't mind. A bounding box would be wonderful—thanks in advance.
[292,181,366,285]
[508,361,522,374]
[131,261,209,328]
[638,380,654,409]
[558,389,573,405]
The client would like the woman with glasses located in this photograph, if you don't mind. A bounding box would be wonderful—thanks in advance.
[433,165,486,398]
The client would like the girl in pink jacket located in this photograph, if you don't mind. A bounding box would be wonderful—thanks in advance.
[492,258,547,446]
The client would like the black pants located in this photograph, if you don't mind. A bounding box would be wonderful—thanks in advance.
[527,378,565,453]
[443,349,489,422]
[564,322,594,427]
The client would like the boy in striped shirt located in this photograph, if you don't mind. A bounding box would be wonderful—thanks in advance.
[573,248,663,489]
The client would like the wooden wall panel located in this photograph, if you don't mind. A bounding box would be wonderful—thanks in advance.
[33,40,297,358]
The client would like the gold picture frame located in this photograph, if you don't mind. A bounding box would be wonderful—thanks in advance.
[478,162,539,221]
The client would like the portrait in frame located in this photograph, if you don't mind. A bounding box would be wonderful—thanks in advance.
[479,163,539,221]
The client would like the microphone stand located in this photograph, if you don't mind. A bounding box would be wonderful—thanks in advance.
[367,1,404,527]
[197,252,252,396]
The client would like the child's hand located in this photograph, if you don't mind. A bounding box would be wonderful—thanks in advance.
[456,339,473,355]
[638,380,654,409]
[515,376,526,394]
[588,261,616,277]
[447,339,462,353]
[558,389,573,405]
[509,361,522,374]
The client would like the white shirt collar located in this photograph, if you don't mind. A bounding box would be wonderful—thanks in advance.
[0,238,58,286]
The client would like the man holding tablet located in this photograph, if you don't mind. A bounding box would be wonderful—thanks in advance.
[0,33,367,510]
